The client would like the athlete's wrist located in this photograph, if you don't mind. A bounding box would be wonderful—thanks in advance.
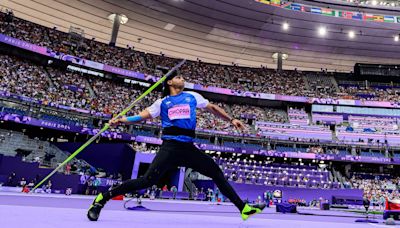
[126,115,143,123]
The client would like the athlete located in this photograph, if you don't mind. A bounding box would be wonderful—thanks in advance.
[87,71,265,221]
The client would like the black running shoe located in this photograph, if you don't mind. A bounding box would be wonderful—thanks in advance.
[87,193,106,221]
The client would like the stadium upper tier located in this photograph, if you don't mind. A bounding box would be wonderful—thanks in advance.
[2,0,400,71]
[1,12,400,104]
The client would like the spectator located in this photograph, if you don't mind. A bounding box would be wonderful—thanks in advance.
[85,176,94,195]
[92,177,100,195]
[171,186,178,199]
[19,177,27,187]
[6,172,16,186]
[45,180,52,193]
[65,163,71,175]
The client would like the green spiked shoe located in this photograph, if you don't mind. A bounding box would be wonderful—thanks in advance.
[241,203,266,221]
[87,193,107,221]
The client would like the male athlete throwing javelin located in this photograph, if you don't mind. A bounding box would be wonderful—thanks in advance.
[87,71,265,221]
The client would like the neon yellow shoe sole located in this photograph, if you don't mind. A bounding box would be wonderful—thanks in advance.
[241,203,265,221]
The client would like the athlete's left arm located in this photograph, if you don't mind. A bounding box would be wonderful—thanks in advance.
[204,103,246,130]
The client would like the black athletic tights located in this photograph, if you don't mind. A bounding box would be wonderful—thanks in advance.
[104,140,245,211]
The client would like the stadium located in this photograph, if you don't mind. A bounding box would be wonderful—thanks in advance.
[0,0,400,227]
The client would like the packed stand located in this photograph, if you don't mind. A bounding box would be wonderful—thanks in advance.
[0,55,50,100]
[253,69,307,96]
[89,77,158,115]
[0,54,256,135]
[46,68,93,109]
[231,104,264,121]
[265,108,287,123]
[350,175,400,209]
[3,11,400,102]
[4,11,400,141]
[196,102,240,133]
[337,84,400,103]
[304,72,338,99]
[0,11,308,97]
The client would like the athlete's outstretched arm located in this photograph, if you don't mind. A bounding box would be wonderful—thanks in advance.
[205,103,246,130]
[109,98,162,126]
[109,109,152,126]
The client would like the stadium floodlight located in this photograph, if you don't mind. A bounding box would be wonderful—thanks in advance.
[395,35,399,42]
[272,52,288,60]
[371,0,378,6]
[108,14,128,24]
[282,22,289,31]
[318,27,327,37]
[348,30,355,39]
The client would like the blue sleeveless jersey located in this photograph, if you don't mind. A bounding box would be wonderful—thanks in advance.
[147,91,209,142]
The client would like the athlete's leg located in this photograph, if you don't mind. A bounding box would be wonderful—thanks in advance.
[88,141,177,221]
[179,143,245,211]
[179,143,265,220]
[105,148,174,200]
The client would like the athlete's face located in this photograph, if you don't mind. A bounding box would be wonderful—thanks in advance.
[168,75,185,89]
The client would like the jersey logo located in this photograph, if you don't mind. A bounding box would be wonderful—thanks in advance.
[168,104,191,120]
[185,97,191,103]
[165,101,173,108]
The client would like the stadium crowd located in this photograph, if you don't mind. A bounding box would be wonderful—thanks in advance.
[350,176,400,209]
[0,54,287,133]
[3,53,400,148]
[2,11,400,102]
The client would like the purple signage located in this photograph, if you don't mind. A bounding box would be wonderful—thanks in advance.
[135,135,162,145]
[309,97,340,105]
[198,144,240,153]
[80,175,122,187]
[103,65,145,80]
[284,152,316,159]
[0,34,48,55]
[277,95,309,103]
[62,55,104,71]
[240,113,256,120]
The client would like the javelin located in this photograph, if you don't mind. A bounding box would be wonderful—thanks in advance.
[30,59,186,193]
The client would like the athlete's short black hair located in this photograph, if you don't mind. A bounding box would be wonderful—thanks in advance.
[161,68,179,97]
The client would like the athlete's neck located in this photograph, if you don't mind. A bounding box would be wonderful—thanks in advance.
[169,87,184,96]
